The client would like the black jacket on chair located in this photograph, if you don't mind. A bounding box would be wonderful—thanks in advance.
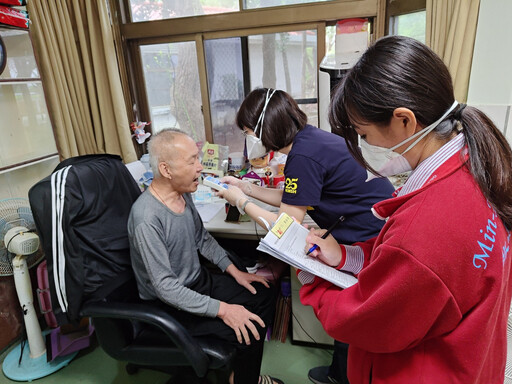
[28,154,141,325]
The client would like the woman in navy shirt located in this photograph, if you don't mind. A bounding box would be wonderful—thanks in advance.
[218,88,394,244]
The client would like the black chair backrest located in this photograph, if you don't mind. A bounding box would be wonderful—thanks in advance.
[29,154,141,325]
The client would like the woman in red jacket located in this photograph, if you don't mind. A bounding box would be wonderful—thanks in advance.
[301,35,512,383]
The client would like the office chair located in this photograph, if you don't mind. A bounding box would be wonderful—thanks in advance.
[79,277,236,383]
[29,154,237,383]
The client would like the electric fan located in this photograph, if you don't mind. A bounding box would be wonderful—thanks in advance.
[0,198,76,381]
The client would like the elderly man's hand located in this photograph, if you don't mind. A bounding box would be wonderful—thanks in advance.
[234,270,269,294]
[226,264,269,294]
[217,302,265,345]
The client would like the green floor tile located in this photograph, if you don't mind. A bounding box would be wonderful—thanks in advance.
[1,336,332,384]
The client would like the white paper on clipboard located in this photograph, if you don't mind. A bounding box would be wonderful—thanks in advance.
[256,213,358,289]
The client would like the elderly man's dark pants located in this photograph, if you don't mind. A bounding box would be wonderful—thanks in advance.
[156,266,276,384]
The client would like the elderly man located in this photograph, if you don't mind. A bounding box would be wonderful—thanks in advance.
[128,129,283,384]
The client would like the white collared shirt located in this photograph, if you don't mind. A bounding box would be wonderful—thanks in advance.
[397,133,465,197]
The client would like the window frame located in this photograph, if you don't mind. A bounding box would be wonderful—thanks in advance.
[387,0,426,17]
[386,0,426,37]
[114,0,385,145]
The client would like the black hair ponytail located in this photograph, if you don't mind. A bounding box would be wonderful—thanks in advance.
[460,107,512,230]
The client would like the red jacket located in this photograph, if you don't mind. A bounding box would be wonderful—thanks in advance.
[300,152,512,383]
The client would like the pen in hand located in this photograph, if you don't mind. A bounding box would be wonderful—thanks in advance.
[306,215,345,256]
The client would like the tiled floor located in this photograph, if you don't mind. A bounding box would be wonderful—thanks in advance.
[0,335,333,384]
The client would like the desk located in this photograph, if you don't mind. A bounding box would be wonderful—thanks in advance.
[198,200,318,240]
[198,201,268,240]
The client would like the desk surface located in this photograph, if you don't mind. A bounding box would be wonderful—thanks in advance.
[197,200,317,240]
[198,201,269,240]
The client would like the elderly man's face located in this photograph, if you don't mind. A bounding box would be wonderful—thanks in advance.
[165,135,203,194]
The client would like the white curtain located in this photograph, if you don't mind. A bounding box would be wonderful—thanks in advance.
[426,0,481,102]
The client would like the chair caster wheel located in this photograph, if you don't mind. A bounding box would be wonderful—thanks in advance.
[126,363,139,375]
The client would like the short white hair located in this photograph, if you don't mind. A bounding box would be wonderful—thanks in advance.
[147,129,189,178]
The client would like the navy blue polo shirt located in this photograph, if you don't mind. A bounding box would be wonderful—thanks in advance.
[281,124,395,244]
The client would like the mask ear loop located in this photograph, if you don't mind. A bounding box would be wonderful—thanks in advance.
[389,100,459,156]
[253,89,277,139]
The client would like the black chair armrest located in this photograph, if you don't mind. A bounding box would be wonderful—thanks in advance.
[80,300,210,373]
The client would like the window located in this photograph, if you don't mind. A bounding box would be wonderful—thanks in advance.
[117,0,384,150]
[129,0,240,22]
[325,24,336,56]
[247,30,318,128]
[202,29,318,153]
[243,0,334,9]
[0,28,59,199]
[140,42,206,144]
[204,37,245,152]
[247,30,317,99]
[128,0,340,21]
[389,10,426,43]
[387,0,426,43]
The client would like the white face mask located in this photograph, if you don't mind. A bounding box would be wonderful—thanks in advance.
[245,89,276,160]
[245,134,268,160]
[361,100,459,181]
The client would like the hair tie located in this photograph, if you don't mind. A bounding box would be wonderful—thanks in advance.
[453,103,467,120]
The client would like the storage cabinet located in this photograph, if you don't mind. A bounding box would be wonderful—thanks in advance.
[0,27,59,199]
[0,26,58,352]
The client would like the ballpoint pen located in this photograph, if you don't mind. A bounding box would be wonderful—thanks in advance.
[305,215,345,256]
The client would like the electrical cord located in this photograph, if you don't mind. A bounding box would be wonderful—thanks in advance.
[18,329,26,365]
[254,217,260,240]
[5,230,23,253]
[5,229,36,254]
[269,263,333,357]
